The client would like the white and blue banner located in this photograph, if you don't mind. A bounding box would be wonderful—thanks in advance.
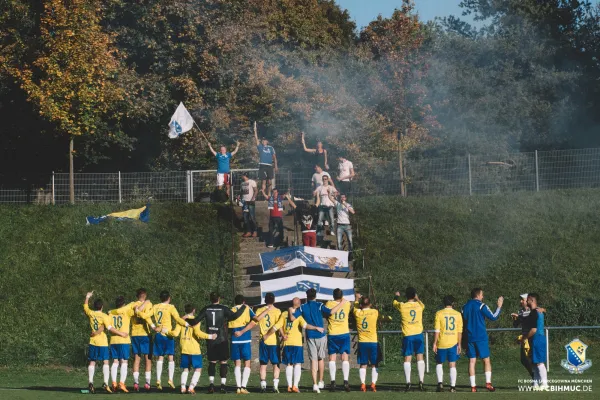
[260,246,350,274]
[168,102,194,139]
[259,275,355,303]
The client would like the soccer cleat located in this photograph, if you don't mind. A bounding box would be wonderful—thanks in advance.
[404,383,412,392]
[208,383,215,394]
[437,383,444,392]
[133,383,139,392]
[189,388,197,395]
[144,383,151,391]
[260,388,266,394]
[181,387,188,394]
[318,381,325,389]
[237,388,242,394]
[156,381,163,391]
[419,382,426,392]
[112,382,118,392]
[313,384,321,393]
[272,387,280,393]
[360,384,367,392]
[102,383,113,393]
[118,382,129,393]
[88,383,95,394]
[239,388,250,394]
[471,386,477,393]
[252,232,257,238]
[344,381,350,392]
[168,380,176,389]
[329,381,336,392]
[486,383,496,392]
[370,383,377,393]
[450,386,456,393]
[287,387,293,393]
[221,384,228,394]
[292,386,300,393]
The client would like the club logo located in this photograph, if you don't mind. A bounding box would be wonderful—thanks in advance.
[561,338,592,374]
[170,121,182,135]
[296,281,320,292]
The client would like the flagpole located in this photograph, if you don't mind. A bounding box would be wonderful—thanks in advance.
[192,120,209,142]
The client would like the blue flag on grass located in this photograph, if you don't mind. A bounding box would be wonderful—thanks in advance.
[86,204,150,225]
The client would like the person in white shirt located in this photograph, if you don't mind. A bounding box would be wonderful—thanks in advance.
[311,165,335,191]
[336,157,355,196]
[329,192,355,252]
[314,176,336,238]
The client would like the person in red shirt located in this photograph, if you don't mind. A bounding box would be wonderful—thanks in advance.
[267,188,296,248]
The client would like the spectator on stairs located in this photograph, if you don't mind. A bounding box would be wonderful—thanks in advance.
[289,200,319,247]
[205,139,240,199]
[302,132,329,170]
[240,173,258,237]
[328,192,355,253]
[336,156,355,197]
[267,188,296,249]
[254,122,278,199]
[314,176,336,240]
[312,165,335,192]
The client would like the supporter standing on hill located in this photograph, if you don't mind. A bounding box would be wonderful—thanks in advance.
[329,192,355,252]
[266,188,296,248]
[290,200,319,247]
[462,288,503,392]
[206,139,240,199]
[315,175,336,239]
[312,164,333,191]
[254,122,278,199]
[336,156,355,196]
[240,173,258,237]
[302,132,329,170]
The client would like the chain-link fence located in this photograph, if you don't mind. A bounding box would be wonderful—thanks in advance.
[4,148,600,204]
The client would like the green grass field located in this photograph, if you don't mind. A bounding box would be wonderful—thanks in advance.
[0,358,596,399]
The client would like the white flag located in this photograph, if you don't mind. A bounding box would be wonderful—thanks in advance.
[168,102,194,139]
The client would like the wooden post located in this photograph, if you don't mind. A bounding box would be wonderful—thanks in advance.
[399,129,406,197]
[69,136,74,204]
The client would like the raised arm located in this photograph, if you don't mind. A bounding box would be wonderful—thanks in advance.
[253,121,260,146]
[481,299,502,322]
[302,132,316,153]
[231,141,240,156]
[324,149,329,170]
[83,291,94,316]
[285,192,297,209]
[206,140,217,156]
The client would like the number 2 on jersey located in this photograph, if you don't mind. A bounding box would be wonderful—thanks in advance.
[157,311,163,324]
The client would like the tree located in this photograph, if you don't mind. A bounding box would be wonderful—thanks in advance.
[2,0,124,203]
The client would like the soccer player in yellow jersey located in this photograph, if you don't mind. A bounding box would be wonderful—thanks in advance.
[229,295,257,394]
[168,304,217,394]
[152,290,190,391]
[354,293,380,392]
[324,289,352,392]
[83,291,128,394]
[254,292,283,393]
[130,288,155,391]
[107,295,154,393]
[433,295,463,393]
[393,287,426,392]
[264,297,323,393]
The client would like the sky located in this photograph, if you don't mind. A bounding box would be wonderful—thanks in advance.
[336,0,473,28]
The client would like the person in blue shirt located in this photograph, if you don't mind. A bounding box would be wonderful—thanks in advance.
[253,122,278,199]
[462,288,503,392]
[521,293,548,390]
[287,288,346,393]
[207,140,240,198]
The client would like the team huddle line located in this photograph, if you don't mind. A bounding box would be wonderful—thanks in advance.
[83,287,547,394]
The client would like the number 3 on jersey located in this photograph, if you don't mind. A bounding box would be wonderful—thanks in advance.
[265,314,271,328]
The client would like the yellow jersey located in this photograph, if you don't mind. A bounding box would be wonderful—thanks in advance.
[170,321,211,355]
[130,300,154,337]
[325,300,351,336]
[278,313,306,347]
[83,304,112,347]
[434,308,463,349]
[108,305,135,345]
[393,299,425,337]
[228,305,256,343]
[353,306,379,343]
[152,303,187,337]
[256,306,282,346]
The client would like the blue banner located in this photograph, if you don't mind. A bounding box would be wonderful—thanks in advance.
[260,246,350,273]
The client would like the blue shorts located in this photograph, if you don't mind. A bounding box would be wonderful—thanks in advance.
[357,342,378,365]
[153,334,175,356]
[110,344,131,360]
[131,336,150,356]
[180,354,203,369]
[259,342,280,365]
[531,336,547,364]
[402,334,424,356]
[328,334,351,355]
[231,342,252,361]
[88,345,109,361]
[282,346,304,365]
[436,345,460,363]
[467,340,490,359]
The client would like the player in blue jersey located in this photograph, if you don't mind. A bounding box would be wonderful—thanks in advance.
[206,139,240,198]
[462,288,503,392]
[521,293,548,390]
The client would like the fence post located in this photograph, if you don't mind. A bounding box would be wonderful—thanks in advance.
[118,171,122,203]
[535,150,540,192]
[51,172,55,205]
[468,153,472,196]
[190,171,194,203]
[382,337,386,365]
[425,332,429,373]
[186,171,191,203]
[546,327,550,372]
